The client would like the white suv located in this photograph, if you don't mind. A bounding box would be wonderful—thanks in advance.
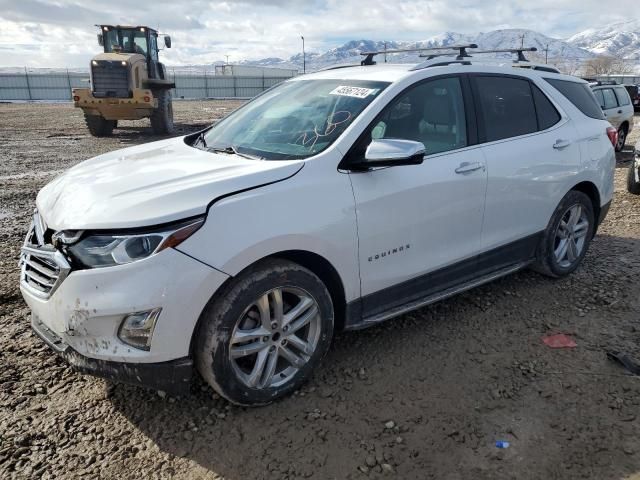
[20,53,616,405]
[591,82,635,152]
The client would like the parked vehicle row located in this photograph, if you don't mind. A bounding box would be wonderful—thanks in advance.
[589,81,634,152]
[21,46,617,405]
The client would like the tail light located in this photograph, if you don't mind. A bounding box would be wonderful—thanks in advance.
[143,96,151,103]
[606,126,618,148]
[73,95,80,102]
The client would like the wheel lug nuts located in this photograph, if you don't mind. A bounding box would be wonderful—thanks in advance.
[269,345,276,352]
[283,325,289,332]
[271,322,278,330]
[281,339,288,346]
[262,336,269,342]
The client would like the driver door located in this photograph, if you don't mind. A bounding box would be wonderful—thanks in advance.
[345,75,488,319]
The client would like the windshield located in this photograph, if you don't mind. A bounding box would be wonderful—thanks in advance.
[103,28,149,55]
[200,79,390,160]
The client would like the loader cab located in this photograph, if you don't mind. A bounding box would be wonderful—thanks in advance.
[97,25,171,80]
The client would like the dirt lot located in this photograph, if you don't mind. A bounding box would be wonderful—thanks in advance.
[1,102,639,480]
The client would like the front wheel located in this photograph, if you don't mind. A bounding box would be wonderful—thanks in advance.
[195,259,334,406]
[532,190,595,278]
[150,89,174,135]
[628,156,640,195]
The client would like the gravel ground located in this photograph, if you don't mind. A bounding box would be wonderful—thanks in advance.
[1,102,640,480]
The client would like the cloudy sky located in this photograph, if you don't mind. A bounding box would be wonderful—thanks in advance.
[0,0,634,68]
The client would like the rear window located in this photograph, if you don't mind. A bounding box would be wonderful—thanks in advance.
[602,88,618,109]
[532,84,561,130]
[475,76,538,142]
[544,78,605,120]
[614,87,631,106]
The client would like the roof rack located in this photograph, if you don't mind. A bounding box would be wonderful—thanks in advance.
[419,47,538,62]
[359,44,478,66]
[583,78,618,86]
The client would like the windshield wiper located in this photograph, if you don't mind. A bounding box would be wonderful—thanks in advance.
[207,145,263,160]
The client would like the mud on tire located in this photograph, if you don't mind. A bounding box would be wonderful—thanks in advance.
[84,114,116,137]
[194,258,334,406]
[150,89,174,135]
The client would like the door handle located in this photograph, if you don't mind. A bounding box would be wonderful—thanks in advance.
[553,139,571,150]
[455,162,484,174]
[618,110,623,114]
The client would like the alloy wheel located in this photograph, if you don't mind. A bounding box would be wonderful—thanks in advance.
[229,287,321,389]
[617,129,625,151]
[553,204,590,268]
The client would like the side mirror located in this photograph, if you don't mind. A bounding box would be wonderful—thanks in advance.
[164,36,172,48]
[350,139,425,170]
[97,33,103,46]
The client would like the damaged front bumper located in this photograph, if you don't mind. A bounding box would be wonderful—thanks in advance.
[20,245,230,394]
[32,315,193,394]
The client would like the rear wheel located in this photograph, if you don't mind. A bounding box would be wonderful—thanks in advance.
[532,190,595,278]
[615,125,627,152]
[195,259,334,406]
[150,89,174,135]
[84,114,115,137]
[628,156,640,195]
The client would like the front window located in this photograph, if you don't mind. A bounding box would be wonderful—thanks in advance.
[199,79,390,160]
[103,28,149,56]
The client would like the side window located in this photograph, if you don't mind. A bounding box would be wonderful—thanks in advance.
[149,35,159,62]
[614,87,631,106]
[365,77,468,155]
[531,84,561,130]
[602,89,618,109]
[593,89,605,108]
[475,76,537,142]
[543,79,605,120]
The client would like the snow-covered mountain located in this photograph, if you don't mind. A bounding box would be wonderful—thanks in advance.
[567,20,640,60]
[244,28,594,71]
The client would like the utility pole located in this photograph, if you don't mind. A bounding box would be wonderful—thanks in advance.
[301,36,306,74]
[384,41,387,63]
[543,43,549,64]
[225,54,230,64]
[519,34,525,49]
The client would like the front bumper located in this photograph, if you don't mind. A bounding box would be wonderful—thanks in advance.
[21,246,229,389]
[32,315,193,394]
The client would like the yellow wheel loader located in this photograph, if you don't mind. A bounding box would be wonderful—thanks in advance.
[72,25,175,136]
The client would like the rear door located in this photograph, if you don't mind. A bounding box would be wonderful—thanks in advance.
[472,74,582,268]
[601,88,623,129]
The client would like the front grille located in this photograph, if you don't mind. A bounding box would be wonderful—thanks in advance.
[19,212,70,299]
[91,61,130,98]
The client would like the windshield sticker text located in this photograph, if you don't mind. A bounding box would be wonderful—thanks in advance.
[329,86,378,98]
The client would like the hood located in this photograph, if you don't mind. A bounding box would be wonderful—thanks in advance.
[37,137,304,230]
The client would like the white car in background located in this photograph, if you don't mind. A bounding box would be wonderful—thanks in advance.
[20,53,616,406]
[591,82,635,152]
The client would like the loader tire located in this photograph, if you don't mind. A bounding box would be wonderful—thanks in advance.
[84,114,115,137]
[150,89,174,135]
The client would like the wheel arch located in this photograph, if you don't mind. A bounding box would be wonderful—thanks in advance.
[619,120,629,133]
[188,249,349,357]
[569,180,601,234]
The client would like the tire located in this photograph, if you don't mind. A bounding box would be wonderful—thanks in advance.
[628,157,640,195]
[84,114,115,137]
[195,259,334,406]
[150,89,174,135]
[532,190,595,278]
[615,125,627,152]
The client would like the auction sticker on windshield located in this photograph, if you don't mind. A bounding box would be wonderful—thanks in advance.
[329,86,379,98]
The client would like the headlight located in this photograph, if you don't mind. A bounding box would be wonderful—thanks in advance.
[68,217,204,268]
